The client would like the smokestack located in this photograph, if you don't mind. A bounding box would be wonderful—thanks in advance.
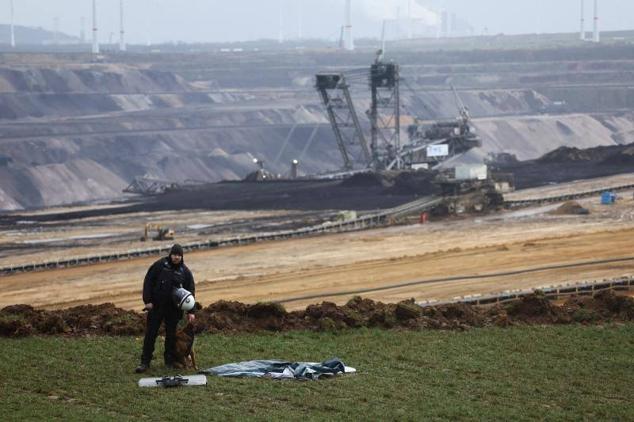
[119,0,126,51]
[9,0,15,48]
[580,0,585,40]
[593,0,600,43]
[92,0,99,54]
[343,0,354,50]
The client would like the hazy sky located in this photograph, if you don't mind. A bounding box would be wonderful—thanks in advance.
[4,0,634,44]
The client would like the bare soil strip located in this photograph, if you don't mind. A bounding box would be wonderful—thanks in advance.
[276,256,634,305]
[2,220,634,311]
[1,179,633,311]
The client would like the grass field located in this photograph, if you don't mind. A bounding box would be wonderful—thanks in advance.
[1,325,633,421]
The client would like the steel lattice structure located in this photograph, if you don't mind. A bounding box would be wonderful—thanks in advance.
[316,73,371,170]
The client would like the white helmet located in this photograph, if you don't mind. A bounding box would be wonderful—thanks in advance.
[172,287,195,312]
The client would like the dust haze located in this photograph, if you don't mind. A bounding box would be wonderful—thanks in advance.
[5,0,634,44]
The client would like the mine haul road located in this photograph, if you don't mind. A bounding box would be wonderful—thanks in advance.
[1,193,634,311]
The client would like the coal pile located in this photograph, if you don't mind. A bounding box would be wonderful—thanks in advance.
[1,290,632,338]
[340,171,438,196]
[601,146,634,165]
[387,171,439,195]
[497,142,634,190]
[340,172,388,188]
[535,143,634,166]
[549,201,590,215]
[537,146,602,163]
[134,179,421,213]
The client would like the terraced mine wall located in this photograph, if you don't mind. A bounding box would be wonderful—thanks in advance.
[0,44,634,210]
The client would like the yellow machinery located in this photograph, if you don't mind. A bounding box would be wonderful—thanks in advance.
[141,223,175,241]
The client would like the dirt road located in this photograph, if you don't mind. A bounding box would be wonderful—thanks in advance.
[0,209,318,266]
[1,191,633,311]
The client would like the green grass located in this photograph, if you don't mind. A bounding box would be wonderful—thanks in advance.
[1,325,633,421]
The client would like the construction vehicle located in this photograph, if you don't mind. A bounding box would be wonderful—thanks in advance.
[315,56,511,217]
[141,223,175,242]
[316,54,481,172]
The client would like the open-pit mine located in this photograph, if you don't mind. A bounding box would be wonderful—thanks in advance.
[1,36,634,313]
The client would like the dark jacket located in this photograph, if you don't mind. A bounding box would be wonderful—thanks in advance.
[142,256,195,312]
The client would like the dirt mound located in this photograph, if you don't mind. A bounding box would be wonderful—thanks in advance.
[0,303,144,337]
[427,303,489,328]
[494,142,634,190]
[549,201,589,215]
[536,143,634,165]
[562,289,634,322]
[505,293,570,323]
[61,304,144,336]
[537,147,598,163]
[195,301,302,332]
[1,292,632,338]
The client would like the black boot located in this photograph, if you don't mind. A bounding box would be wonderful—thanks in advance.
[135,363,150,373]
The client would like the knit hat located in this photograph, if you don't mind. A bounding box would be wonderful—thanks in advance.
[169,244,184,257]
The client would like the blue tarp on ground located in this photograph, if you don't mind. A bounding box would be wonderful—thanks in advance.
[200,358,356,380]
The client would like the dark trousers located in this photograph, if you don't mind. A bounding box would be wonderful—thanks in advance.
[140,306,182,365]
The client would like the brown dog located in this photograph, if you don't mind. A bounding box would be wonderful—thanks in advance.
[173,322,197,370]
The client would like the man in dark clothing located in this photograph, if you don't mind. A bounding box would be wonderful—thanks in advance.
[135,244,196,373]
